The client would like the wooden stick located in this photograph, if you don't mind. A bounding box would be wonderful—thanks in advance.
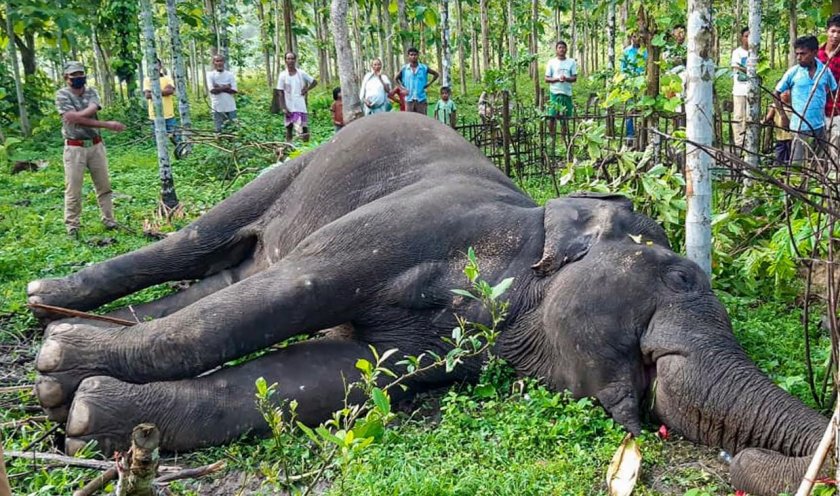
[0,386,32,395]
[154,460,225,484]
[0,416,47,429]
[116,423,159,496]
[5,451,181,472]
[795,403,840,496]
[27,303,138,326]
[5,451,113,470]
[72,467,117,496]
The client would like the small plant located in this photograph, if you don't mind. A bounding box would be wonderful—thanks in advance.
[253,246,513,493]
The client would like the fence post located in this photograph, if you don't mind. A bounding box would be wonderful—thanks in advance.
[502,90,512,177]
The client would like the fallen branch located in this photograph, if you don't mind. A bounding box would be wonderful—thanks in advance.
[0,386,32,395]
[795,403,840,496]
[154,460,225,484]
[27,303,138,326]
[72,467,117,496]
[6,451,112,470]
[5,451,180,473]
[0,416,47,429]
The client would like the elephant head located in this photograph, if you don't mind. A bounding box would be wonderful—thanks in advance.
[501,193,827,495]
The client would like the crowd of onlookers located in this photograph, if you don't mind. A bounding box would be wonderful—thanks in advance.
[51,15,840,237]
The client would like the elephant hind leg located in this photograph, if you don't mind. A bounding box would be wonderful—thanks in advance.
[28,154,312,319]
[63,338,383,455]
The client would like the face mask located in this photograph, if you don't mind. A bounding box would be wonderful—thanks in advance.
[70,76,86,89]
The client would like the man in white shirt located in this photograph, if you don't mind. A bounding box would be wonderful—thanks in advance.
[207,55,238,133]
[731,27,750,151]
[276,52,318,142]
[544,40,578,137]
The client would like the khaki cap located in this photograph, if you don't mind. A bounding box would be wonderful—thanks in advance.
[63,61,85,75]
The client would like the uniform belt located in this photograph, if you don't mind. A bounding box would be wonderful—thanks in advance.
[65,136,103,147]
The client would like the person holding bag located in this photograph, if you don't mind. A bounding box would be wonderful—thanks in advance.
[360,58,392,116]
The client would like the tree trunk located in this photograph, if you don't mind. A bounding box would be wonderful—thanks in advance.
[331,0,363,124]
[92,29,116,106]
[274,0,283,79]
[769,28,775,69]
[607,0,616,71]
[480,0,490,71]
[140,0,179,210]
[788,0,796,67]
[570,0,577,58]
[166,0,192,135]
[283,0,294,53]
[531,0,539,107]
[456,0,467,94]
[685,0,714,276]
[734,0,742,44]
[506,0,516,60]
[13,31,36,76]
[397,0,409,55]
[256,0,274,87]
[190,38,200,96]
[638,3,660,149]
[440,0,452,88]
[744,0,762,181]
[471,27,480,81]
[115,424,160,496]
[351,1,364,79]
[217,0,230,65]
[5,1,30,137]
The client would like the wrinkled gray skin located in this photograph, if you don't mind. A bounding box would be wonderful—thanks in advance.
[29,113,825,495]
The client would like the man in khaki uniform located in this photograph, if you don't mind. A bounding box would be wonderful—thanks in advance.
[55,61,125,236]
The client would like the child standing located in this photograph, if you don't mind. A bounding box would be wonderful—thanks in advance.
[331,87,344,132]
[762,91,793,164]
[434,86,457,128]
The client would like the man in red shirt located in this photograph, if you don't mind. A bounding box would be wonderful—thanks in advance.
[818,14,840,160]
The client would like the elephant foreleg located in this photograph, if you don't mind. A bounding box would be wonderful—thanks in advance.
[62,338,378,455]
[104,258,262,323]
[35,257,364,420]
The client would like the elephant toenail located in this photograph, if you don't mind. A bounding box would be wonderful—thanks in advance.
[36,340,63,371]
[35,377,64,407]
[66,400,92,437]
[27,280,43,295]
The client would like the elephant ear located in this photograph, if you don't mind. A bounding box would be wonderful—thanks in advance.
[531,193,635,276]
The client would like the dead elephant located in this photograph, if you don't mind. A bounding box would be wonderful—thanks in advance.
[29,112,825,496]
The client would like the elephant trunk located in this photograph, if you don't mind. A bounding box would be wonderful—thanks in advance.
[644,299,828,496]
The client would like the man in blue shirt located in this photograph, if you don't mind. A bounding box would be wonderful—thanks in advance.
[621,33,647,76]
[775,35,839,164]
[395,47,439,116]
[620,33,647,142]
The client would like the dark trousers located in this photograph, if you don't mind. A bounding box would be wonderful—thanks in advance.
[774,140,791,165]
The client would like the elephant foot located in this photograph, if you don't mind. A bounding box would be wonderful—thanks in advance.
[28,278,88,320]
[64,375,265,455]
[35,322,121,419]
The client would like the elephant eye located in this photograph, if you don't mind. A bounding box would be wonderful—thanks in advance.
[663,266,696,292]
